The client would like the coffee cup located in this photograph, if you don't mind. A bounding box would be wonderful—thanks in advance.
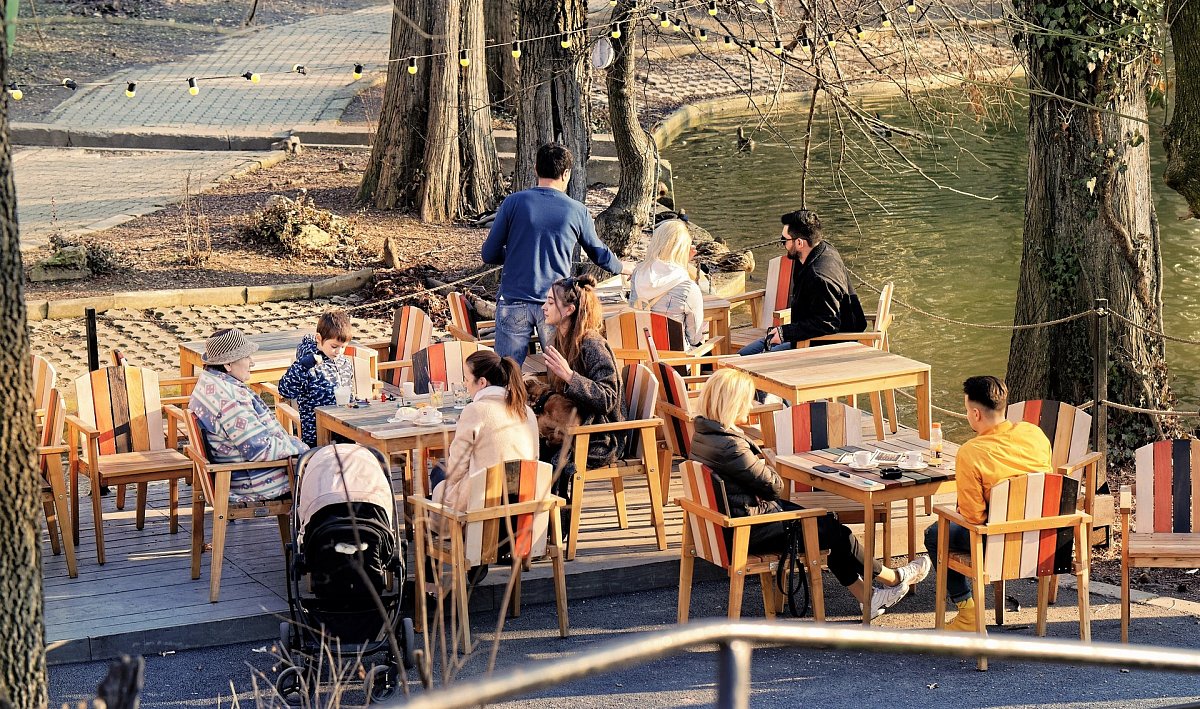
[395,406,418,421]
[852,450,872,468]
[419,408,442,424]
[334,385,352,406]
[905,450,923,467]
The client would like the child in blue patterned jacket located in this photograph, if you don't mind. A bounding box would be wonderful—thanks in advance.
[278,309,355,446]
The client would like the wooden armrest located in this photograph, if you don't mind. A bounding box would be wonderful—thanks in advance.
[38,444,71,456]
[725,507,829,527]
[686,337,722,357]
[1119,484,1132,513]
[377,359,413,372]
[727,289,765,305]
[160,376,198,389]
[162,396,191,407]
[204,458,299,473]
[447,325,478,343]
[1058,451,1103,477]
[276,402,300,424]
[477,319,495,330]
[461,497,563,521]
[65,414,100,438]
[771,309,791,325]
[258,382,282,399]
[163,404,187,426]
[361,338,392,352]
[655,401,694,421]
[677,497,731,525]
[569,418,663,435]
[655,354,736,367]
[932,504,987,532]
[750,402,784,416]
[805,332,883,345]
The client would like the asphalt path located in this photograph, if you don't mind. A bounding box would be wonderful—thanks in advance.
[50,576,1200,708]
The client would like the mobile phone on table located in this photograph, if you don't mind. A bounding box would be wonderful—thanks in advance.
[813,464,840,474]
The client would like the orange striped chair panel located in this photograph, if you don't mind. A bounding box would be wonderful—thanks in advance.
[679,461,730,568]
[768,402,864,493]
[983,473,1079,580]
[40,389,67,477]
[462,459,553,567]
[385,306,434,386]
[73,365,166,454]
[1134,439,1200,534]
[32,354,57,416]
[447,292,479,338]
[412,341,490,395]
[1007,400,1092,473]
[604,311,689,353]
[654,360,694,458]
[758,256,793,329]
[622,364,660,459]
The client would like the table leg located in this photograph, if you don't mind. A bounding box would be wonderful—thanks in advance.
[714,311,730,355]
[907,498,917,563]
[916,370,933,439]
[316,424,331,446]
[862,499,876,625]
[179,348,196,378]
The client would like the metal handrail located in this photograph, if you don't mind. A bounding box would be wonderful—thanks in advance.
[391,620,1200,709]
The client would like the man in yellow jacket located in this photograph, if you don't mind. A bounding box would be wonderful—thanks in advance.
[924,375,1052,632]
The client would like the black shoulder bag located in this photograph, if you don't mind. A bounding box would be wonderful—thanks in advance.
[776,520,810,618]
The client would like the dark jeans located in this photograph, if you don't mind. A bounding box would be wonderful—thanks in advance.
[749,502,881,587]
[925,519,972,603]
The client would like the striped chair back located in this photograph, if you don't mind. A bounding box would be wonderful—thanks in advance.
[341,345,377,399]
[757,256,793,329]
[411,341,491,395]
[73,365,166,454]
[446,292,479,339]
[32,354,57,416]
[604,311,689,354]
[183,410,218,505]
[875,282,895,349]
[385,306,434,386]
[654,360,694,458]
[621,363,660,459]
[762,402,864,493]
[679,461,731,568]
[1133,439,1200,534]
[40,388,67,476]
[983,473,1079,581]
[1007,400,1092,474]
[462,460,554,567]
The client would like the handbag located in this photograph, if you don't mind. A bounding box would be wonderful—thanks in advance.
[775,520,810,618]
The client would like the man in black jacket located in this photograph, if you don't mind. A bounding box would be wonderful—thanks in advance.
[740,209,867,354]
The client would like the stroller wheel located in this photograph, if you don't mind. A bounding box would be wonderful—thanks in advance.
[278,621,294,656]
[274,666,309,707]
[401,617,417,670]
[365,663,398,702]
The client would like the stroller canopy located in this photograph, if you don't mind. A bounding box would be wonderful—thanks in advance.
[297,444,394,538]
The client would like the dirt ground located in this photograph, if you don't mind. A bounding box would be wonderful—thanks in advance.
[9,0,383,120]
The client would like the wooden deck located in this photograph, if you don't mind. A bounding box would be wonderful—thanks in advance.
[43,421,957,664]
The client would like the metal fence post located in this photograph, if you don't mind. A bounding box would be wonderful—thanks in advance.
[86,307,100,372]
[716,639,751,709]
[1093,298,1108,487]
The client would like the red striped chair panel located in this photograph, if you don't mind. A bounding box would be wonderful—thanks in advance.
[1134,439,1200,534]
[765,402,864,493]
[40,388,66,470]
[605,311,689,353]
[32,354,57,416]
[1007,400,1092,474]
[73,365,166,455]
[759,256,793,329]
[679,461,730,568]
[340,346,377,400]
[622,364,660,459]
[447,292,478,339]
[461,459,553,567]
[385,306,434,386]
[983,473,1079,580]
[411,341,490,395]
[654,360,694,458]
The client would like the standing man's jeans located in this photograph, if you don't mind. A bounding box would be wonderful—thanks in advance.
[924,519,973,603]
[738,339,795,356]
[494,301,553,365]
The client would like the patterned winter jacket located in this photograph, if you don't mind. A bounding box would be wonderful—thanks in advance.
[277,335,355,445]
[189,368,308,501]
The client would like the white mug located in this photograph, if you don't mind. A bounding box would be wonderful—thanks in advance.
[334,385,352,406]
[905,450,923,466]
[852,450,872,467]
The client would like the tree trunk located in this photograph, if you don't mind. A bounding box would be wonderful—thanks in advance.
[485,0,519,110]
[1164,0,1200,217]
[416,0,462,223]
[514,0,591,202]
[593,0,655,261]
[0,29,48,709]
[1007,6,1175,466]
[458,0,503,217]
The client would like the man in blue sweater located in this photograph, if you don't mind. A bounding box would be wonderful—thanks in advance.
[482,142,630,364]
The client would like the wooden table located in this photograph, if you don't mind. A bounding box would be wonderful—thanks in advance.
[179,329,378,385]
[598,289,733,355]
[720,342,932,438]
[775,430,956,625]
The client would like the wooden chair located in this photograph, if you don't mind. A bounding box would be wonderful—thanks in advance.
[446,291,495,346]
[410,340,491,394]
[66,365,192,564]
[32,353,57,422]
[258,347,377,405]
[603,311,721,372]
[728,256,792,351]
[1120,439,1200,642]
[934,473,1091,670]
[411,459,568,654]
[564,364,667,561]
[366,306,434,388]
[653,359,699,467]
[182,411,293,602]
[677,461,827,621]
[38,388,78,578]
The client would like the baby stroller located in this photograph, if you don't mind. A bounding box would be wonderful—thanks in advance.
[275,444,417,704]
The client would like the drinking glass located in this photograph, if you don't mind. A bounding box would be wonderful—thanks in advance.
[452,383,469,408]
[430,381,446,408]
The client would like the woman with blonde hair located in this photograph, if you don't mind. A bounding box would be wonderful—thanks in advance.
[629,219,705,346]
[689,369,931,618]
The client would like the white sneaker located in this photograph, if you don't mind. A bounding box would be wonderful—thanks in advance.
[896,555,933,587]
[863,581,910,619]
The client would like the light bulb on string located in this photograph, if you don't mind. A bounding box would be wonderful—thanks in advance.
[906,0,917,13]
[773,39,784,55]
[353,63,363,79]
[708,0,718,15]
[292,64,307,75]
[62,78,78,91]
[407,57,418,74]
[242,71,260,83]
[697,28,708,41]
[459,49,470,67]
[660,13,670,27]
[880,6,892,27]
[723,35,733,48]
[7,83,21,101]
[187,77,199,95]
[826,32,837,47]
[748,39,759,54]
[855,24,866,40]
[672,17,682,31]
[511,41,522,59]
[650,8,660,21]
[800,34,810,48]
[611,26,621,38]
[125,82,136,98]
[609,0,617,5]
[560,34,572,48]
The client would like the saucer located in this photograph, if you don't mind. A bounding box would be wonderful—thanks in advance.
[848,462,878,472]
[897,461,928,472]
[413,416,444,426]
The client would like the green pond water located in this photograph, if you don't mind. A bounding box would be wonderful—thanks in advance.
[661,94,1200,433]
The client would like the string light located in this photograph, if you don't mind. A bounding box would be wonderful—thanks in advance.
[187,77,199,95]
[880,4,892,27]
[672,16,682,31]
[352,63,363,79]
[907,0,917,13]
[511,41,522,59]
[407,57,418,74]
[611,26,621,38]
[242,71,260,83]
[723,35,733,47]
[7,83,21,101]
[855,24,866,40]
[748,38,759,54]
[292,64,307,75]
[708,0,718,15]
[125,81,136,98]
[649,8,660,21]
[560,34,573,48]
[459,49,470,67]
[826,32,837,47]
[800,34,810,48]
[697,28,708,41]
[609,0,617,5]
[660,12,670,27]
[62,78,78,91]
[773,39,784,55]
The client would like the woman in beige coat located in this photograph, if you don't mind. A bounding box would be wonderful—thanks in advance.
[431,349,538,512]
